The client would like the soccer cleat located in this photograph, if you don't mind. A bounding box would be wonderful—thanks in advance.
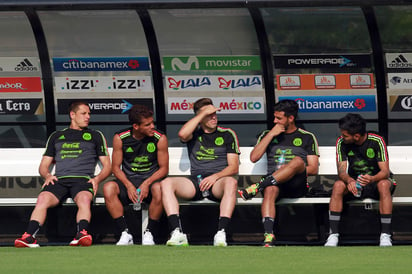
[142,230,155,246]
[324,233,339,247]
[14,232,40,248]
[166,228,189,246]
[238,182,261,201]
[379,233,392,247]
[69,229,92,246]
[263,233,275,247]
[116,230,133,246]
[213,229,227,247]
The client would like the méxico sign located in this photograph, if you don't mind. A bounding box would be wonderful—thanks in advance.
[163,56,261,71]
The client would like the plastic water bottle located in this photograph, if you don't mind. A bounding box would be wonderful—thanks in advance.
[276,150,286,171]
[197,175,209,198]
[354,180,362,198]
[133,188,142,211]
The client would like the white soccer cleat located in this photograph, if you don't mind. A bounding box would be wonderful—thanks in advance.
[166,228,189,246]
[213,229,227,247]
[116,230,133,246]
[379,233,392,247]
[142,230,155,246]
[324,233,339,247]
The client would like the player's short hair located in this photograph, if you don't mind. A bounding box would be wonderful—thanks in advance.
[274,99,299,120]
[128,104,153,125]
[68,101,89,113]
[339,113,366,135]
[193,98,213,114]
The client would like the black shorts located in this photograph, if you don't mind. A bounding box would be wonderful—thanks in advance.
[270,172,308,200]
[42,177,94,203]
[115,178,156,206]
[344,177,397,201]
[188,175,220,202]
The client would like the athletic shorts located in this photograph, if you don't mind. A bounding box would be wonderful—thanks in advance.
[42,177,94,203]
[114,178,157,206]
[188,175,221,202]
[268,172,308,200]
[344,177,397,201]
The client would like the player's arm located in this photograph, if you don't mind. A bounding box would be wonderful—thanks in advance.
[250,125,284,163]
[178,105,220,142]
[306,154,319,176]
[358,161,390,186]
[38,155,57,187]
[201,153,239,191]
[337,160,357,194]
[139,135,169,199]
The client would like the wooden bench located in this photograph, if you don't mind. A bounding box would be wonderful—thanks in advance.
[0,146,411,242]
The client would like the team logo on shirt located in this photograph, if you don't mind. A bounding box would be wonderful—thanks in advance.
[215,137,224,146]
[293,138,302,146]
[82,133,91,141]
[367,148,375,158]
[147,142,156,153]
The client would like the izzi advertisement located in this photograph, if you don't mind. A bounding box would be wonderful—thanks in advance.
[163,56,261,71]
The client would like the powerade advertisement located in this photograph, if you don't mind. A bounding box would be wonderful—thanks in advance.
[53,57,150,71]
[278,95,376,113]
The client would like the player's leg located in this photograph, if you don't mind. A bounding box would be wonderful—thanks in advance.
[161,177,194,246]
[261,185,279,247]
[143,182,163,245]
[210,176,237,246]
[325,180,348,247]
[377,179,394,247]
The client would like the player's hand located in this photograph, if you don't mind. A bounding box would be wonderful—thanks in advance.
[126,184,138,203]
[200,174,218,191]
[347,180,357,195]
[270,123,285,137]
[357,174,372,186]
[41,174,58,188]
[139,182,150,200]
[88,178,99,196]
[199,105,221,117]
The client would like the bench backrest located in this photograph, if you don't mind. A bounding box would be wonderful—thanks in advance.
[0,146,410,177]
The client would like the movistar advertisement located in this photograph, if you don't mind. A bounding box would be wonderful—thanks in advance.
[57,98,153,115]
[163,56,261,71]
[278,95,376,113]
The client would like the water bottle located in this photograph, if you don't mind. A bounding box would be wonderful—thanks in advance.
[197,175,209,198]
[133,188,142,211]
[354,180,362,198]
[276,150,286,171]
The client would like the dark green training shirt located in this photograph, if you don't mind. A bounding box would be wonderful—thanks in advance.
[43,127,109,179]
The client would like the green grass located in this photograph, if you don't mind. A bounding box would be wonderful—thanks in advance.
[2,245,411,273]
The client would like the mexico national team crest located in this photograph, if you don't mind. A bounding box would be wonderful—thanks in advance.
[215,137,224,146]
[367,148,375,158]
[293,138,302,146]
[82,133,92,141]
[147,142,156,153]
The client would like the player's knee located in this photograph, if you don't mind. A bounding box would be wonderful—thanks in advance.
[103,181,117,197]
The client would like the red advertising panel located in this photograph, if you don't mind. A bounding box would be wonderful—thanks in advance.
[0,77,42,92]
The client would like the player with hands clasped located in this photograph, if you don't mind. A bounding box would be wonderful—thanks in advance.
[325,113,396,247]
[103,105,168,245]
